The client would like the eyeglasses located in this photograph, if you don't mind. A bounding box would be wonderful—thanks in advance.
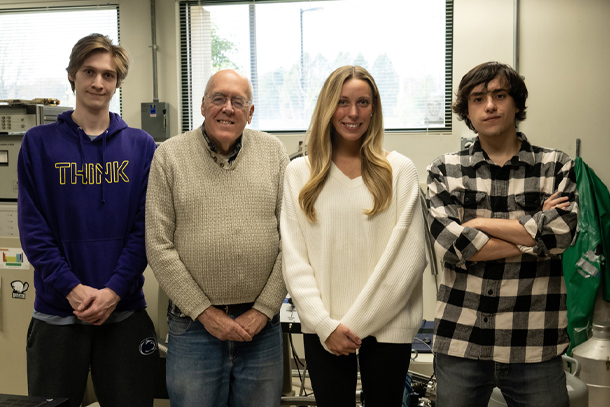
[206,93,252,110]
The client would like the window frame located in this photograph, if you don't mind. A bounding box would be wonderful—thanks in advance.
[178,0,453,134]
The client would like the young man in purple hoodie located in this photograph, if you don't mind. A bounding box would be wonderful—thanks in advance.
[18,34,159,407]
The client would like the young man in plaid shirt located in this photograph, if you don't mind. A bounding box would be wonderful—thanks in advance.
[426,62,578,407]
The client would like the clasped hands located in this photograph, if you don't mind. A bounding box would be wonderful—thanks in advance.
[197,306,268,342]
[325,323,362,356]
[67,284,120,325]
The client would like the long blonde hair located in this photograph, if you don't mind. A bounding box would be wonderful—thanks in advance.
[299,65,393,222]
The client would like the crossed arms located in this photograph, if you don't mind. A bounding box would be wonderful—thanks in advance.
[465,192,569,262]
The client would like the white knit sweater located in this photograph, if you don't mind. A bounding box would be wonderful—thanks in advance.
[281,152,427,347]
[146,127,289,320]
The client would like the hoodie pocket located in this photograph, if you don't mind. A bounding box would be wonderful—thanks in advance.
[61,237,125,288]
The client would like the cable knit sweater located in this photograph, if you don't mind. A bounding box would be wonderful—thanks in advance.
[145,126,289,320]
[281,152,427,347]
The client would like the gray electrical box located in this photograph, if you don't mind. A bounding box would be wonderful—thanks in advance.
[141,102,170,141]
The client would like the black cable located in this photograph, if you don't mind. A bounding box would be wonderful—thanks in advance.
[288,328,311,397]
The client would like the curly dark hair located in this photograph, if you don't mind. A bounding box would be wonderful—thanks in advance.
[452,62,528,132]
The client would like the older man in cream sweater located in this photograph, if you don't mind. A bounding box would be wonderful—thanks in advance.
[145,69,289,407]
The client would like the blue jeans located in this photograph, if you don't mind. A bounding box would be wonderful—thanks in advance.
[434,353,569,407]
[166,306,283,407]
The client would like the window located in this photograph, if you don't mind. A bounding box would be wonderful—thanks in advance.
[179,0,453,133]
[0,5,121,113]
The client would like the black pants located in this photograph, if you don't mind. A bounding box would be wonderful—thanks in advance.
[303,334,411,407]
[27,309,159,407]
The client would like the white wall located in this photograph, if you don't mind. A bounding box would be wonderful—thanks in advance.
[120,0,181,139]
[519,0,610,177]
[1,0,608,344]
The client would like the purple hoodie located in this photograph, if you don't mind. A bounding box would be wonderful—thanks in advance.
[18,110,157,316]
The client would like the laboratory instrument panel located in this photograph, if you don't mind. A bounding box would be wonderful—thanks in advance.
[0,104,71,201]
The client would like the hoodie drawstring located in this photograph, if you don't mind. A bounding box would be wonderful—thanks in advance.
[77,129,88,183]
[77,127,108,204]
[101,130,107,204]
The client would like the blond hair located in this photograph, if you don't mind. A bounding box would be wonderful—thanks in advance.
[66,34,129,92]
[299,65,392,222]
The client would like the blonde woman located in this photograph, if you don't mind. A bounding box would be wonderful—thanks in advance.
[281,65,428,407]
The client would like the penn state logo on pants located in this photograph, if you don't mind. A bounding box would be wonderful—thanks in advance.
[140,337,158,356]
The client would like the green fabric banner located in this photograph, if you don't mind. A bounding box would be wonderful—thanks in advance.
[562,157,610,353]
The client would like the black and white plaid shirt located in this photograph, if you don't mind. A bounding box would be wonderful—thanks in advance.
[426,133,578,363]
